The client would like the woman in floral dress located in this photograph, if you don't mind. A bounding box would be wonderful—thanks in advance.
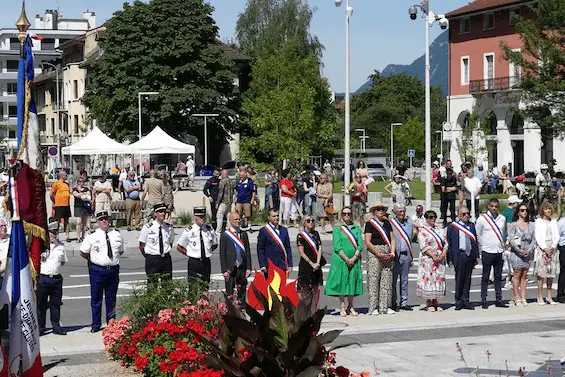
[416,210,448,311]
[534,202,560,305]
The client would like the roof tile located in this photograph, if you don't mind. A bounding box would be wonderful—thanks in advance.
[446,0,527,17]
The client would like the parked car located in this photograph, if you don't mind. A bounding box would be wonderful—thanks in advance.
[367,163,388,179]
[305,164,322,177]
[221,160,250,177]
[197,165,219,177]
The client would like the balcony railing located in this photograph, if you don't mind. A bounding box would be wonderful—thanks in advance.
[469,76,522,94]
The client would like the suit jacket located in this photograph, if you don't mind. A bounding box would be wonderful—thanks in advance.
[447,222,479,267]
[257,224,293,270]
[219,229,252,273]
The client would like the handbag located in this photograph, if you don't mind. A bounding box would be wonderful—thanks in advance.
[319,254,327,267]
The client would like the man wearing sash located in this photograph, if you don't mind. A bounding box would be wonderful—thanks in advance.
[447,206,479,310]
[220,212,252,301]
[475,198,508,308]
[391,204,417,311]
[257,209,293,277]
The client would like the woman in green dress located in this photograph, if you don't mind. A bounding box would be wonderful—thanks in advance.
[325,206,364,316]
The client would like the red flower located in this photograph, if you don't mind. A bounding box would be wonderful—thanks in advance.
[134,354,149,371]
[335,366,350,377]
[153,345,168,356]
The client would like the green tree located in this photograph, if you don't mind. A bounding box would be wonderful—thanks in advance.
[83,0,241,151]
[503,0,565,132]
[394,117,425,159]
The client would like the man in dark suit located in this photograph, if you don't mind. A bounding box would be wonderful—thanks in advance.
[447,206,479,310]
[257,209,293,277]
[220,212,252,301]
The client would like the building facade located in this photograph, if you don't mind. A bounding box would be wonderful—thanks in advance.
[444,0,556,175]
[0,9,96,165]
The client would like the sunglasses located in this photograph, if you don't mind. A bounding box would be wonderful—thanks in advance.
[305,219,314,223]
[461,212,470,216]
[342,212,352,216]
[519,208,528,212]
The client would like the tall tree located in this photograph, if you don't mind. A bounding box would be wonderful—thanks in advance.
[83,0,241,153]
[504,0,565,132]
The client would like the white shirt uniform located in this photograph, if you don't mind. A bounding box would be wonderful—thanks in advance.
[178,223,218,259]
[475,211,506,254]
[139,220,174,256]
[80,228,124,266]
[411,214,426,229]
[0,238,9,261]
[41,241,68,276]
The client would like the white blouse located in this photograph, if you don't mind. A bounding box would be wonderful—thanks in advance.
[534,218,559,250]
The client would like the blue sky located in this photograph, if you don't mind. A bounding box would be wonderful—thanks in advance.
[2,0,472,91]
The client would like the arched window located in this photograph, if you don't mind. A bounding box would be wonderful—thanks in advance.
[483,111,497,135]
[510,113,524,134]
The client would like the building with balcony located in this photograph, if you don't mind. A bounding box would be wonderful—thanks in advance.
[444,0,554,174]
[0,9,96,165]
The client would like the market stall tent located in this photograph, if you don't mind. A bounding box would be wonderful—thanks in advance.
[62,126,129,155]
[127,126,195,154]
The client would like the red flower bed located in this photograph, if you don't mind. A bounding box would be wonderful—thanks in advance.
[102,297,228,377]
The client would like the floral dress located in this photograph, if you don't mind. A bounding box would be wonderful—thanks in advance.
[534,219,560,279]
[416,226,447,300]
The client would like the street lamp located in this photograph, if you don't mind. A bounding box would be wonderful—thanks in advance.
[355,128,368,152]
[137,91,159,176]
[409,0,448,210]
[435,130,443,158]
[192,114,219,166]
[390,123,402,178]
[43,62,60,166]
[335,0,354,206]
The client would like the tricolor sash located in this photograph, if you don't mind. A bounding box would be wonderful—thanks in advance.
[390,218,412,258]
[225,229,245,252]
[300,231,318,252]
[264,224,288,265]
[369,218,392,248]
[452,221,476,242]
[482,213,503,245]
[339,224,358,249]
[423,226,444,250]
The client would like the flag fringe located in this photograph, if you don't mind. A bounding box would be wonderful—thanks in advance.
[15,80,32,161]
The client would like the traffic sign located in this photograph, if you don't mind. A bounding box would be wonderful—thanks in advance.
[48,146,58,157]
[407,149,415,158]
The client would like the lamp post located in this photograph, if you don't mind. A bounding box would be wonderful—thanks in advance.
[435,130,443,158]
[355,128,368,152]
[192,114,219,166]
[335,0,353,206]
[137,91,159,176]
[43,62,60,166]
[408,0,448,210]
[390,123,402,178]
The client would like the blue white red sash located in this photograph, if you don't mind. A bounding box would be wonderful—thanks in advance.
[482,213,503,245]
[452,221,476,242]
[390,218,412,257]
[339,224,358,249]
[225,229,245,252]
[369,218,392,248]
[300,231,318,252]
[423,226,444,250]
[265,223,287,257]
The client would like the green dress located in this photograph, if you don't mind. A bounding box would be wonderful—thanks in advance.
[325,222,364,296]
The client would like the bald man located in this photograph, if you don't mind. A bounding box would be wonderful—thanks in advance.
[219,212,252,300]
[142,170,164,220]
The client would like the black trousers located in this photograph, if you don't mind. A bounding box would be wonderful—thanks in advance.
[211,200,218,228]
[441,198,456,223]
[188,257,211,284]
[225,266,248,301]
[454,252,474,305]
[557,245,565,301]
[145,254,173,287]
[466,199,480,219]
[37,274,63,331]
[481,252,503,302]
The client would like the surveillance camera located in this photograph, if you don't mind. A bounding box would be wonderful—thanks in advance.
[409,5,418,20]
[438,16,449,30]
[335,0,342,7]
[346,6,353,16]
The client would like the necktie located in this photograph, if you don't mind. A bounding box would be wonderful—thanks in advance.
[200,229,206,260]
[235,231,243,267]
[106,231,113,260]
[465,230,471,257]
[159,225,164,256]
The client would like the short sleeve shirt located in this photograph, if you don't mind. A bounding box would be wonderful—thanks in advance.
[236,178,255,204]
[80,228,124,266]
[93,180,113,203]
[139,220,174,256]
[51,180,71,207]
[364,219,393,246]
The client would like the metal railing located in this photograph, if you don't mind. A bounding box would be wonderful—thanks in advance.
[469,76,522,94]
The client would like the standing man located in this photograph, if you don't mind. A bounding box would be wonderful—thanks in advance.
[220,212,252,300]
[38,219,68,335]
[447,207,479,310]
[459,166,482,220]
[93,174,113,212]
[186,155,195,188]
[390,204,417,311]
[50,171,71,242]
[257,209,293,277]
[123,170,142,231]
[142,170,164,220]
[203,169,221,228]
[441,168,458,226]
[475,198,508,309]
[235,167,256,230]
[139,203,174,286]
[215,169,234,236]
[411,205,426,231]
[395,160,407,177]
[118,163,132,200]
[177,206,218,284]
[80,210,124,332]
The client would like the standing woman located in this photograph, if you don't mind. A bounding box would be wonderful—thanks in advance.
[508,204,536,306]
[364,203,396,315]
[325,207,363,317]
[416,210,448,311]
[316,174,335,233]
[72,178,92,243]
[161,171,177,222]
[296,215,323,311]
[280,169,298,227]
[534,202,560,305]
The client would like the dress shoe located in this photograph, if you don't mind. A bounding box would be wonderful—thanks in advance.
[495,301,508,308]
[400,306,413,311]
[464,303,475,310]
[39,329,47,337]
[90,328,102,333]
[53,328,67,335]
[481,301,489,309]
[455,304,464,311]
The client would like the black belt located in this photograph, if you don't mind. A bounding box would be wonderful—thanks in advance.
[459,249,470,253]
[40,273,62,278]
[188,256,210,262]
[89,262,119,270]
[399,251,409,256]
[126,197,140,200]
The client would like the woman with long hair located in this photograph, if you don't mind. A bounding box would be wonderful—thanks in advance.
[508,204,536,305]
[72,177,92,242]
[161,171,177,221]
[296,215,324,311]
[534,202,560,305]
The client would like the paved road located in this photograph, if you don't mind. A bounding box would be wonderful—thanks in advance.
[54,227,547,330]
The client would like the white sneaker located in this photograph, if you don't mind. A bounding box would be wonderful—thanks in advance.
[371,309,380,316]
[386,308,396,315]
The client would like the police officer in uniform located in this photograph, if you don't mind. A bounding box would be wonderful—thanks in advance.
[177,206,218,284]
[38,219,68,336]
[80,210,124,333]
[139,202,174,286]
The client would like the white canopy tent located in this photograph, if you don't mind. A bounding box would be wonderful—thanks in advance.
[62,126,129,155]
[128,126,195,154]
